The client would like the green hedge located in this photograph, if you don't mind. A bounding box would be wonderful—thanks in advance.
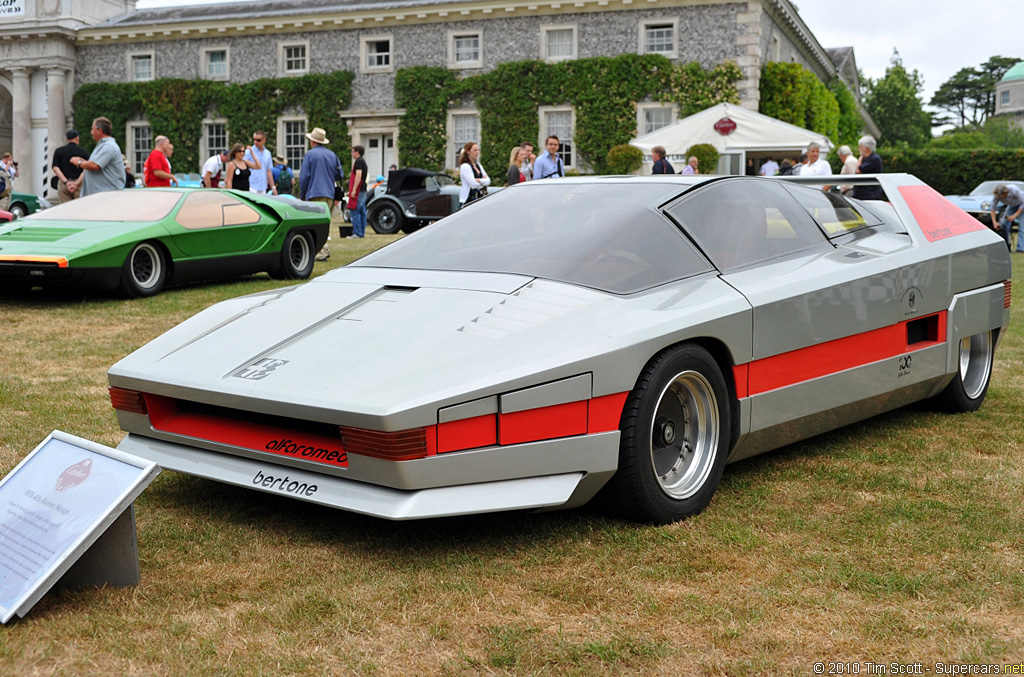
[685,144,719,174]
[72,72,354,173]
[395,55,742,182]
[880,149,1024,194]
[759,62,840,142]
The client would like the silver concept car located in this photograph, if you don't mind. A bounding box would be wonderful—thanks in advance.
[108,174,1012,524]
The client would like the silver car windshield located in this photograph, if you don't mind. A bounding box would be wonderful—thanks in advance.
[354,182,713,294]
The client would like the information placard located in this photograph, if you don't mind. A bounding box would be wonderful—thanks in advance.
[0,431,159,623]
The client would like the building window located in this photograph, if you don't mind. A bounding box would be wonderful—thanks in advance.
[361,35,393,73]
[279,41,309,76]
[204,122,228,160]
[128,52,154,82]
[541,25,577,62]
[281,119,307,174]
[540,107,575,169]
[448,110,480,168]
[1001,90,1010,106]
[127,123,152,176]
[641,21,677,58]
[637,104,675,136]
[448,31,482,69]
[202,47,229,80]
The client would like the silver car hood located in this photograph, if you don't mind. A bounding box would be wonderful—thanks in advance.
[109,266,749,429]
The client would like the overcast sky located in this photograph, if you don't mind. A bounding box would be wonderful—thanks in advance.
[136,0,1022,102]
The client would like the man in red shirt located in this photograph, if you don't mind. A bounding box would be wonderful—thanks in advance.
[143,135,178,187]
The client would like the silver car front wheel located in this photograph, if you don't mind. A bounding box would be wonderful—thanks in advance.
[606,343,731,524]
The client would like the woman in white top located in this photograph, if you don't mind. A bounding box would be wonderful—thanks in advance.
[458,142,490,207]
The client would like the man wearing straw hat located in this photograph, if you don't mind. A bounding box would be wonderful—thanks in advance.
[299,126,344,261]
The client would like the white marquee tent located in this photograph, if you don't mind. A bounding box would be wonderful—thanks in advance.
[630,102,834,175]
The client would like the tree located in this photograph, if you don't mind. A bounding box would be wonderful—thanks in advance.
[930,56,1019,128]
[863,50,932,148]
[981,115,1024,148]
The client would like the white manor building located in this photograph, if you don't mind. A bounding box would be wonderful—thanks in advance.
[1,0,874,198]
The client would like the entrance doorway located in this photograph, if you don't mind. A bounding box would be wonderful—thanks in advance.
[363,133,395,177]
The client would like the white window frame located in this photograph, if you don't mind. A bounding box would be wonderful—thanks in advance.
[278,40,310,77]
[447,109,480,170]
[360,34,394,74]
[447,30,483,70]
[200,119,229,166]
[201,46,230,81]
[126,121,152,176]
[639,19,678,59]
[277,116,309,175]
[636,102,677,137]
[538,105,576,171]
[540,24,577,63]
[127,51,155,82]
[1001,90,1010,107]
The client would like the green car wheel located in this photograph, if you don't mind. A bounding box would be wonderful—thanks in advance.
[280,230,314,279]
[120,241,167,297]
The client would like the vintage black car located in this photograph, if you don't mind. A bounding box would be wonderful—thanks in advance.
[366,168,463,235]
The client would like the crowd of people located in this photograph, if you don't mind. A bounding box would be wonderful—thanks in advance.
[459,134,570,209]
[750,136,884,201]
[12,120,1022,254]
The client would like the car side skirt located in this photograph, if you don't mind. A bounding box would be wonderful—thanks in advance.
[116,430,620,519]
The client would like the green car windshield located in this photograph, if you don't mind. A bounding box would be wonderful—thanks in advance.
[25,190,183,222]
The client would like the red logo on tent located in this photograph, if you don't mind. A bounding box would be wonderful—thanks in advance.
[714,117,737,135]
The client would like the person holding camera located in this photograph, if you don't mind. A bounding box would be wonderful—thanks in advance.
[0,152,16,211]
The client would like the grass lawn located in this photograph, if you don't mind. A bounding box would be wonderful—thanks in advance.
[0,231,1022,675]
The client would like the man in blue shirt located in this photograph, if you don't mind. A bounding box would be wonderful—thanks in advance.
[244,130,276,195]
[299,126,344,260]
[73,117,125,196]
[533,135,564,180]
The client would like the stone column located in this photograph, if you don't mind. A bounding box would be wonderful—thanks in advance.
[11,68,33,193]
[735,2,764,111]
[47,68,67,189]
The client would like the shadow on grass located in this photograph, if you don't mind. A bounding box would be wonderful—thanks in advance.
[142,468,620,564]
[139,399,957,565]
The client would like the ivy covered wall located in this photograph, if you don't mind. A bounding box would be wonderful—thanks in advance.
[395,54,742,178]
[72,71,354,173]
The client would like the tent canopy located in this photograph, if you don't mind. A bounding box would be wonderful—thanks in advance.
[631,103,833,156]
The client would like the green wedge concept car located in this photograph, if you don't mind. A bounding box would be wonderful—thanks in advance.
[0,188,329,296]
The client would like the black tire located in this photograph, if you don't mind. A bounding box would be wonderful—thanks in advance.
[605,344,731,524]
[934,330,995,413]
[120,241,167,297]
[400,219,427,234]
[10,202,26,219]
[369,202,403,235]
[279,231,314,279]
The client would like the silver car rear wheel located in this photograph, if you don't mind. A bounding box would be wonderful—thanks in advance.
[958,332,993,401]
[935,330,994,412]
